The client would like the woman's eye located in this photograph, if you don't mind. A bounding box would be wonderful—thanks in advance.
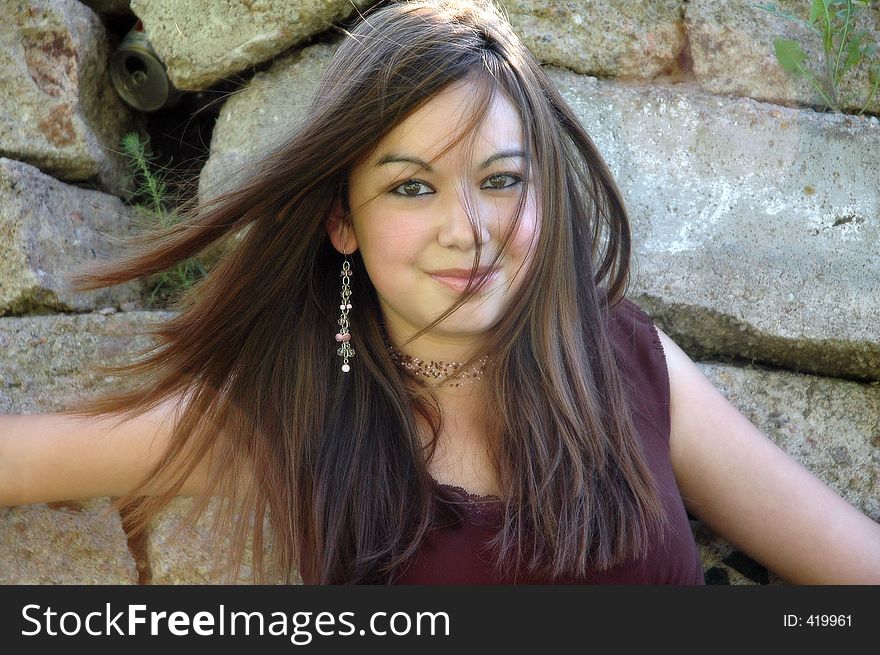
[481,174,522,190]
[390,174,522,198]
[391,180,434,197]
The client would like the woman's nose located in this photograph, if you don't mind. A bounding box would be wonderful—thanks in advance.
[436,194,491,250]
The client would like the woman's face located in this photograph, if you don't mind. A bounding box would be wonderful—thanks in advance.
[328,78,541,359]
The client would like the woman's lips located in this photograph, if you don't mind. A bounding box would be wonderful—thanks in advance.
[428,270,500,293]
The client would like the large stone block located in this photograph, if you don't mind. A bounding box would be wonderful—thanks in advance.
[548,70,880,381]
[0,158,145,316]
[198,42,336,204]
[0,0,143,195]
[688,0,880,114]
[2,310,875,583]
[0,310,168,413]
[130,0,372,91]
[0,498,137,584]
[195,41,338,267]
[500,0,685,79]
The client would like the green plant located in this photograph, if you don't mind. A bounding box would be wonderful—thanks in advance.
[754,0,880,114]
[120,132,206,309]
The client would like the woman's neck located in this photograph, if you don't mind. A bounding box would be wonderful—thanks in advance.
[383,323,487,363]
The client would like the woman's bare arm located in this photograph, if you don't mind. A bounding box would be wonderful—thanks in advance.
[656,326,880,584]
[0,398,210,507]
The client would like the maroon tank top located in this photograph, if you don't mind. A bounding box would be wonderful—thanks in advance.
[393,298,705,584]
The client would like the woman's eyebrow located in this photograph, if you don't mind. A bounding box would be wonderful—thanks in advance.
[374,149,525,172]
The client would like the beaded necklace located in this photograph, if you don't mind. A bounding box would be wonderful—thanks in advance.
[385,341,488,388]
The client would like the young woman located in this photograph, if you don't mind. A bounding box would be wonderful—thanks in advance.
[2,0,878,585]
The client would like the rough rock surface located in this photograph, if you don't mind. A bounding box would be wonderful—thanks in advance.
[0,0,142,195]
[696,360,879,522]
[0,310,165,413]
[547,70,879,381]
[501,0,685,79]
[691,357,879,583]
[0,498,138,584]
[198,42,336,203]
[130,0,372,91]
[0,310,164,584]
[688,0,880,114]
[0,158,144,316]
[2,311,873,582]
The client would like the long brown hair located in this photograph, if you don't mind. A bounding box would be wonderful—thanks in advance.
[63,0,670,584]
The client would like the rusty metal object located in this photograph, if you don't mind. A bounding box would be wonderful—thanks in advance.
[110,20,182,112]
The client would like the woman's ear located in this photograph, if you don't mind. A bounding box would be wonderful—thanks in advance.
[326,200,359,255]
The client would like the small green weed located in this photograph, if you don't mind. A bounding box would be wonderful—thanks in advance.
[120,132,206,309]
[754,0,880,114]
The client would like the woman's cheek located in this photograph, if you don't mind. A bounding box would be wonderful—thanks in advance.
[357,221,418,281]
[509,190,541,259]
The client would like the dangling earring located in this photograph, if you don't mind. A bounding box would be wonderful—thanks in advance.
[335,247,354,372]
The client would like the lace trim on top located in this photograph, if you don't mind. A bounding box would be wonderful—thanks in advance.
[431,478,502,527]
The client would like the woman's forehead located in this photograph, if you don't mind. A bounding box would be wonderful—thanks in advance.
[367,82,525,168]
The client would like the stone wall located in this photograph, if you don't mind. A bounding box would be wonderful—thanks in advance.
[1,0,878,585]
